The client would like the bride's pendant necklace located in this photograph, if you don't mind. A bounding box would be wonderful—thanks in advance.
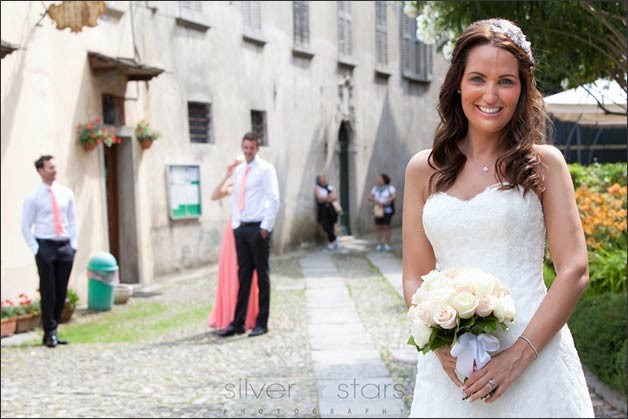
[480,157,499,173]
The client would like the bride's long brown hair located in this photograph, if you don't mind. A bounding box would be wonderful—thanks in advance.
[428,20,548,196]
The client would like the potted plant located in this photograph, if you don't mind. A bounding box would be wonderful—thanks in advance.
[76,118,122,151]
[135,119,160,149]
[1,299,18,337]
[15,293,41,333]
[60,288,79,323]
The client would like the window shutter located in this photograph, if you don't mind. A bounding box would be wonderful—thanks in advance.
[375,1,388,66]
[181,0,202,13]
[294,1,310,47]
[251,1,261,32]
[338,1,352,57]
[401,14,411,73]
[242,1,261,32]
[426,43,434,78]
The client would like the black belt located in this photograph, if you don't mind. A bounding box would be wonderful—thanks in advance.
[37,238,70,246]
[240,221,262,227]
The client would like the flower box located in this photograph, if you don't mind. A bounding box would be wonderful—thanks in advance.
[60,305,75,323]
[1,317,17,337]
[15,313,41,333]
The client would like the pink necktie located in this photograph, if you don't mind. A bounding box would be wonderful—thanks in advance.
[237,165,251,212]
[48,187,63,235]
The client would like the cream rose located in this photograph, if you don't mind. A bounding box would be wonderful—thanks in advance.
[493,294,516,322]
[450,291,478,319]
[476,295,497,317]
[411,319,432,348]
[433,304,457,329]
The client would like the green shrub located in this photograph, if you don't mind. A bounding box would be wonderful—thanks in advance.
[569,162,627,192]
[588,242,627,295]
[569,293,627,395]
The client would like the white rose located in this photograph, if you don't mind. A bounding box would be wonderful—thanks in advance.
[493,295,516,322]
[414,301,437,326]
[420,270,442,286]
[429,285,455,305]
[403,2,419,19]
[411,319,432,348]
[433,304,457,329]
[476,295,497,317]
[450,291,478,319]
[469,270,501,299]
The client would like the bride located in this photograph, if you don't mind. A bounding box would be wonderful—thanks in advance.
[402,19,594,417]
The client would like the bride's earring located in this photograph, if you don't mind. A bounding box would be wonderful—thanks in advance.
[457,89,461,94]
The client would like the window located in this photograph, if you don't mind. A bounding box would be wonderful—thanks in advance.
[102,94,125,125]
[180,0,202,14]
[293,1,310,47]
[250,110,267,146]
[176,0,209,31]
[337,1,352,59]
[242,1,262,33]
[401,11,433,82]
[188,102,213,144]
[375,1,388,68]
[241,1,265,45]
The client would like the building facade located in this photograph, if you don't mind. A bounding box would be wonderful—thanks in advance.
[1,1,446,300]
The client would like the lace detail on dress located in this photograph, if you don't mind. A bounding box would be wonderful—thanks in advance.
[409,184,594,418]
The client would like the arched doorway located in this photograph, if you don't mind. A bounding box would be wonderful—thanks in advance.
[338,121,351,235]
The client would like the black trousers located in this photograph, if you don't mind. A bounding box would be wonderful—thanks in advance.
[35,239,75,335]
[318,205,337,243]
[231,223,271,330]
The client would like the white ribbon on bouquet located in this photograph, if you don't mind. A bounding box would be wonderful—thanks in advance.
[450,332,500,378]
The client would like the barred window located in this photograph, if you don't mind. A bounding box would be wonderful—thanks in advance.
[188,102,213,144]
[401,10,433,82]
[250,110,267,146]
[293,1,310,47]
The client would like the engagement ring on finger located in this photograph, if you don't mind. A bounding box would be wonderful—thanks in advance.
[488,379,497,390]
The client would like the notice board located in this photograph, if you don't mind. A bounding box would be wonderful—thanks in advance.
[166,164,202,219]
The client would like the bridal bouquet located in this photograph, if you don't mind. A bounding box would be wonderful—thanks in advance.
[407,267,516,378]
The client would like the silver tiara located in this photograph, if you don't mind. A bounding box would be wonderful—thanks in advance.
[478,19,534,64]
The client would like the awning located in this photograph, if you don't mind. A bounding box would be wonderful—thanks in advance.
[544,78,627,126]
[87,51,164,81]
[1,40,19,59]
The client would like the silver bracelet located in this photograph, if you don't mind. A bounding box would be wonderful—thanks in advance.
[518,335,539,359]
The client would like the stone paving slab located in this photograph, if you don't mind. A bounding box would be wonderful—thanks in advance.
[302,251,407,418]
[315,378,408,418]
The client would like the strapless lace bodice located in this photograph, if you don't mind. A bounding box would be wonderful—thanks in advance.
[410,183,594,418]
[423,184,547,345]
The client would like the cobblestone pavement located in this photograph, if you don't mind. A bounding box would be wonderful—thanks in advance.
[1,234,625,418]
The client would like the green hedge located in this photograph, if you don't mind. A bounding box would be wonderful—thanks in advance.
[569,162,627,192]
[569,293,627,395]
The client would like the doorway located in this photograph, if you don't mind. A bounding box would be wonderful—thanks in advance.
[338,121,351,235]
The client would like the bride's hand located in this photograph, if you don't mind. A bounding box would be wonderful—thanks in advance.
[462,339,536,403]
[434,345,464,388]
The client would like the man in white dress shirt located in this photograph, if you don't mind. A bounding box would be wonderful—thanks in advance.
[217,132,280,338]
[22,155,78,348]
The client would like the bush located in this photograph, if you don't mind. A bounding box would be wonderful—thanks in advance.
[65,288,79,309]
[569,162,627,192]
[588,241,627,294]
[569,293,627,395]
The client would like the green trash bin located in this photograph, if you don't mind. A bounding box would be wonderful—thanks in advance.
[87,252,119,311]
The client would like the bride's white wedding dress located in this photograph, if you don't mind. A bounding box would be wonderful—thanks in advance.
[410,184,594,418]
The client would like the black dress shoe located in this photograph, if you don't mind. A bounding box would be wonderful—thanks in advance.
[215,325,245,337]
[43,335,58,348]
[56,337,69,345]
[248,326,268,337]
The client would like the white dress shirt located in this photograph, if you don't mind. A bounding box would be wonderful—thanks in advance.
[231,156,280,231]
[22,182,78,254]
